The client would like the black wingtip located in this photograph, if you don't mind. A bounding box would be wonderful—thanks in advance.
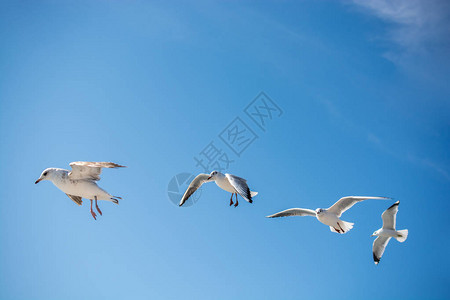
[387,201,400,210]
[246,187,252,203]
[373,253,381,265]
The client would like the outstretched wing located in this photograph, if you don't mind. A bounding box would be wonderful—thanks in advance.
[266,208,316,218]
[225,174,252,203]
[373,236,391,265]
[69,161,126,181]
[328,196,391,217]
[65,194,82,206]
[382,201,399,230]
[179,174,212,206]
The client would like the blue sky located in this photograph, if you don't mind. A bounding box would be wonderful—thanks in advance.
[1,1,449,299]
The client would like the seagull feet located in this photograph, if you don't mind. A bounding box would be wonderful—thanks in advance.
[337,222,345,233]
[95,197,102,216]
[234,200,239,207]
[90,210,97,220]
[229,194,234,206]
[90,199,97,220]
[96,205,102,216]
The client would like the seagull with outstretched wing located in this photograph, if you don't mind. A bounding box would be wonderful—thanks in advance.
[267,196,391,234]
[371,201,408,264]
[179,171,258,207]
[35,161,126,220]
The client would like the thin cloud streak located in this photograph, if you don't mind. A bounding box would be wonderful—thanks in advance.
[320,97,450,182]
[350,0,450,53]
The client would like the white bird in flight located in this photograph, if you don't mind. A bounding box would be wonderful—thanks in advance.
[179,171,258,207]
[266,196,391,234]
[35,161,126,220]
[371,201,408,265]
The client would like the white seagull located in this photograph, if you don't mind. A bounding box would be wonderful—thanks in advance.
[371,201,408,265]
[35,161,126,220]
[179,171,258,207]
[266,196,391,234]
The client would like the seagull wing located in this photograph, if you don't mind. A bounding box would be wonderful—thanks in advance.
[327,196,391,217]
[373,236,391,265]
[382,201,400,230]
[68,161,126,181]
[179,174,212,206]
[65,194,82,206]
[266,208,316,218]
[225,174,252,203]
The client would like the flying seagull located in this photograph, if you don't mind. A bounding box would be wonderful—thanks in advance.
[371,201,408,265]
[35,161,126,220]
[179,171,258,207]
[266,196,391,234]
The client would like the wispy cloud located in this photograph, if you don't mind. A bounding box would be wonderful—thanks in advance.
[319,97,450,182]
[407,154,450,181]
[349,0,450,55]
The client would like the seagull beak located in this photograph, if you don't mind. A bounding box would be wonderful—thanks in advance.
[371,234,375,237]
[35,178,42,184]
[207,176,212,180]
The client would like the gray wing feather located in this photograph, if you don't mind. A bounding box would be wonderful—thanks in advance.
[65,194,82,206]
[266,208,316,218]
[179,174,212,206]
[226,174,252,203]
[382,201,399,230]
[69,161,126,181]
[373,236,391,265]
[328,196,391,217]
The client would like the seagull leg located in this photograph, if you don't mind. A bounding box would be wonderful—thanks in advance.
[337,222,345,233]
[95,196,102,216]
[234,193,239,207]
[229,193,234,206]
[90,200,97,220]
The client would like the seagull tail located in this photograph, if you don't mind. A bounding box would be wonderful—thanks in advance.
[330,220,354,234]
[395,229,408,242]
[250,191,258,197]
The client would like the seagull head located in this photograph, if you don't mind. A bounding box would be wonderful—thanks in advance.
[207,170,219,181]
[315,208,323,215]
[371,230,380,237]
[35,168,56,184]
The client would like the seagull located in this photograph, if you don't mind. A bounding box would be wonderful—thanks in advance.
[179,171,258,207]
[35,161,126,220]
[266,196,391,234]
[371,201,408,265]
